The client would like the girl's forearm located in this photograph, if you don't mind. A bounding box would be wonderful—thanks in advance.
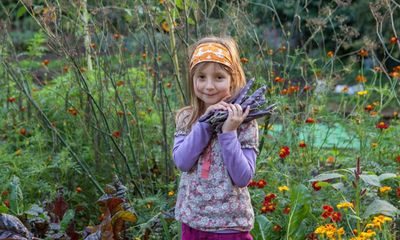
[173,121,213,171]
[218,131,256,187]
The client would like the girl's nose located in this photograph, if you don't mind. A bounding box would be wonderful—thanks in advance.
[205,79,215,90]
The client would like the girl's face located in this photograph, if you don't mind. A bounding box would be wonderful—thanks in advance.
[193,62,231,108]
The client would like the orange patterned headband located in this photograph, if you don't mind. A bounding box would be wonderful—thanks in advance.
[190,43,233,71]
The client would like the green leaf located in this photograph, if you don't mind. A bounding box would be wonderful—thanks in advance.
[254,215,272,240]
[187,17,195,25]
[378,173,398,182]
[309,173,344,182]
[175,0,183,9]
[9,176,23,215]
[363,199,399,217]
[331,182,344,190]
[359,174,381,187]
[60,209,75,232]
[16,6,27,18]
[0,205,9,214]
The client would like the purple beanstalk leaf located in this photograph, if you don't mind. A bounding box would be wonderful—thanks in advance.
[241,86,267,108]
[232,78,255,104]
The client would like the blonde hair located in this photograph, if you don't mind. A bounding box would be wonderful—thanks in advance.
[175,36,246,131]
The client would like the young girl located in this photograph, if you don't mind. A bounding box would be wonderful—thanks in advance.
[172,36,259,240]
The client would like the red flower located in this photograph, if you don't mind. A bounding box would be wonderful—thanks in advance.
[396,156,400,163]
[331,212,342,222]
[279,146,290,158]
[113,33,121,40]
[116,80,125,87]
[76,187,82,193]
[305,117,315,124]
[397,187,400,198]
[273,224,282,232]
[3,200,10,208]
[42,59,50,66]
[263,202,277,212]
[68,107,78,116]
[257,179,267,188]
[358,49,368,57]
[264,193,277,203]
[312,181,322,191]
[364,105,374,112]
[274,76,284,83]
[7,97,16,103]
[303,85,312,91]
[321,211,331,219]
[376,121,389,129]
[283,206,291,214]
[1,190,8,196]
[322,205,334,213]
[299,141,307,148]
[112,131,121,138]
[248,179,257,187]
[19,128,27,136]
[390,37,398,44]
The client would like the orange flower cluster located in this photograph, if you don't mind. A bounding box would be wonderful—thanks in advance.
[279,146,290,158]
[261,193,277,213]
[376,121,389,130]
[321,205,342,222]
[280,85,300,95]
[248,179,267,189]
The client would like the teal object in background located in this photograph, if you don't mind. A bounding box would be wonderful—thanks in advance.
[268,123,361,149]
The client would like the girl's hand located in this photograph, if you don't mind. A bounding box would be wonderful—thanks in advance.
[221,104,250,133]
[202,96,231,117]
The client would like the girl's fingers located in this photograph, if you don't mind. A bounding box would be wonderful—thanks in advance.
[243,106,250,119]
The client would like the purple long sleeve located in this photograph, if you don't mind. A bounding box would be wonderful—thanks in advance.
[173,121,213,171]
[218,131,256,187]
[173,124,256,187]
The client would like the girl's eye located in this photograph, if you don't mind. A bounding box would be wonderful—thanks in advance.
[217,76,224,80]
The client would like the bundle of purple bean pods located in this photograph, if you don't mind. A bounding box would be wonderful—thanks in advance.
[199,78,276,132]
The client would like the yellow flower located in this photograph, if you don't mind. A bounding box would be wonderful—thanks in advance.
[357,90,368,96]
[15,149,22,156]
[168,190,175,197]
[379,186,392,193]
[360,229,376,238]
[278,185,289,192]
[337,202,354,209]
[371,142,378,148]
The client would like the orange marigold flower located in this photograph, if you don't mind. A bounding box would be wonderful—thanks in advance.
[90,43,96,49]
[358,49,368,57]
[373,66,382,72]
[63,66,69,73]
[142,52,147,59]
[283,206,291,214]
[76,187,82,193]
[116,80,125,87]
[263,202,277,212]
[112,131,121,138]
[331,211,342,222]
[303,85,312,91]
[326,156,335,164]
[279,146,290,158]
[274,76,284,83]
[240,57,249,63]
[3,200,10,208]
[264,193,277,204]
[327,51,334,58]
[376,121,388,130]
[364,104,374,112]
[390,36,398,44]
[68,107,78,116]
[273,225,282,232]
[161,21,170,33]
[355,75,367,83]
[312,181,322,191]
[113,33,121,40]
[19,128,27,136]
[305,117,315,124]
[7,97,16,103]
[42,59,50,66]
[393,66,400,72]
[390,71,400,78]
[280,89,288,95]
[117,110,125,116]
[257,179,267,188]
[299,141,307,148]
[248,179,257,187]
[166,82,172,88]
